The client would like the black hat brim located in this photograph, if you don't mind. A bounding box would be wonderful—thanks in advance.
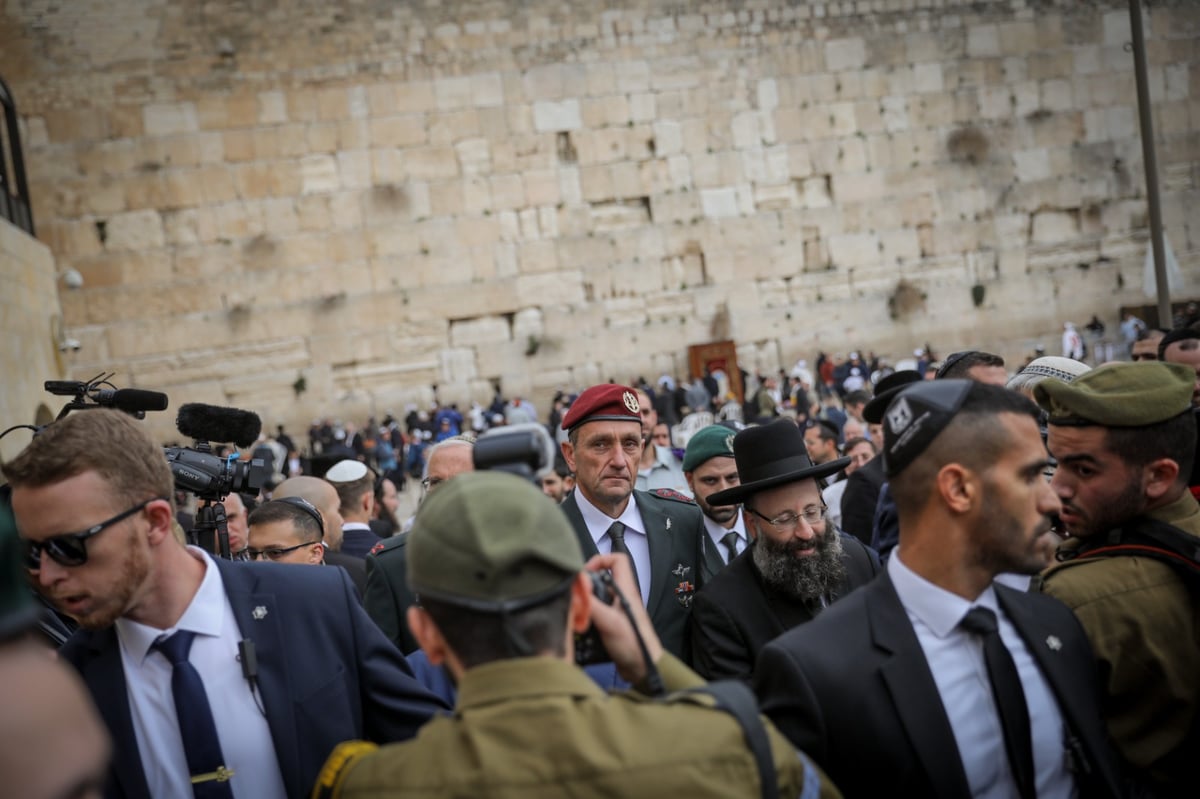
[709,456,851,506]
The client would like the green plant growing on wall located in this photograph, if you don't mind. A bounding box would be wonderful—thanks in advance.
[292,373,307,398]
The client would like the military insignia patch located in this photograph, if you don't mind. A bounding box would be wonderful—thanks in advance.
[650,488,696,504]
[623,391,640,413]
[724,434,735,453]
[252,605,268,620]
[672,563,691,577]
[368,540,386,556]
[674,581,695,608]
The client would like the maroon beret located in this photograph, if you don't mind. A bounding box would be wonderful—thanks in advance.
[561,384,642,431]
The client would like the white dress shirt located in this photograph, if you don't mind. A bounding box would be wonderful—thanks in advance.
[822,479,849,530]
[116,547,287,799]
[888,551,1076,799]
[703,510,747,565]
[573,488,652,606]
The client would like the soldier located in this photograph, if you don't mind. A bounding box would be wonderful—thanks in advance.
[683,424,748,581]
[1035,361,1199,795]
[558,384,708,662]
[312,471,841,799]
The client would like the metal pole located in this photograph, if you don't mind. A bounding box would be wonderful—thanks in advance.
[1128,0,1171,327]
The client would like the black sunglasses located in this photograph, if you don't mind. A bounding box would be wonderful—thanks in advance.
[247,540,319,561]
[23,496,163,570]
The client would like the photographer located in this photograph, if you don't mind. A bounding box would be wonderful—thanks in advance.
[313,471,840,799]
[4,409,448,799]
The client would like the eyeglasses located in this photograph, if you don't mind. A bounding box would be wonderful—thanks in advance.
[746,504,828,532]
[421,476,445,493]
[246,541,319,561]
[23,497,163,570]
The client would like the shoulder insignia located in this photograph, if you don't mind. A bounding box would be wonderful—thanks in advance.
[368,541,386,556]
[311,740,378,799]
[651,488,696,505]
[368,534,409,558]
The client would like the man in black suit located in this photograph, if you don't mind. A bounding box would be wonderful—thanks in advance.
[5,409,448,799]
[755,380,1124,798]
[559,384,707,662]
[689,419,879,680]
[273,475,367,595]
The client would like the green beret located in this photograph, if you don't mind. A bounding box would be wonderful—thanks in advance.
[406,471,583,611]
[682,424,737,472]
[1034,362,1194,427]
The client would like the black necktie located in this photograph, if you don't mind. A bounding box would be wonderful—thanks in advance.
[960,607,1037,799]
[607,521,640,593]
[721,530,740,563]
[152,631,236,798]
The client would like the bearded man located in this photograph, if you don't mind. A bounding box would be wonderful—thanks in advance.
[688,418,879,680]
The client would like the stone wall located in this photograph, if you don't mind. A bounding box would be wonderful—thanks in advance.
[1,0,1198,440]
[0,218,65,463]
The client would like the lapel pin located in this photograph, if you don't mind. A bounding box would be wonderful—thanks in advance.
[1046,635,1062,651]
[665,518,672,530]
[252,605,268,620]
[672,563,690,577]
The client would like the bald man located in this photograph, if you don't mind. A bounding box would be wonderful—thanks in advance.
[274,476,366,595]
[0,641,111,799]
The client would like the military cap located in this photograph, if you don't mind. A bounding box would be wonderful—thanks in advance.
[1034,361,1194,427]
[407,471,584,611]
[560,384,641,431]
[882,379,972,477]
[682,424,737,472]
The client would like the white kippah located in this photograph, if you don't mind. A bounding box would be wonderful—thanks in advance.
[326,459,369,482]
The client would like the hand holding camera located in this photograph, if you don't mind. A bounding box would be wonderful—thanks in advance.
[581,553,663,686]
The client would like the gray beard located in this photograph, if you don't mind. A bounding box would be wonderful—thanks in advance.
[752,528,847,603]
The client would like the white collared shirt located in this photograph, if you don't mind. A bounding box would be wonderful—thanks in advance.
[887,552,1076,799]
[573,488,651,606]
[116,548,287,799]
[635,445,692,496]
[703,510,747,565]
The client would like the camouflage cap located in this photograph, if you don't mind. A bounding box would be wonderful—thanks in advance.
[1034,361,1194,427]
[407,470,584,611]
[682,424,736,472]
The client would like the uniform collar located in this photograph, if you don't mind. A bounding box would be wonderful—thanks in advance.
[455,657,605,711]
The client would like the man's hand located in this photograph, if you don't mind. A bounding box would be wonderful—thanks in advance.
[585,553,663,684]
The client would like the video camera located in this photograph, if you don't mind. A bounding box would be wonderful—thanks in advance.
[472,422,557,481]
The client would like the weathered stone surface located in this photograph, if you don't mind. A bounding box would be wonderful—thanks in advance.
[1,0,1197,444]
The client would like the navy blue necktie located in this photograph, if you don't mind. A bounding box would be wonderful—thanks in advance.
[153,631,236,798]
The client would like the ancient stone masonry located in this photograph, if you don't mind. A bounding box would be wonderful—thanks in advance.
[1,0,1197,438]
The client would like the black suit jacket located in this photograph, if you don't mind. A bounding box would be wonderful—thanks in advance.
[362,533,420,654]
[754,571,1124,799]
[839,455,885,545]
[324,547,367,597]
[690,532,879,680]
[59,557,449,799]
[560,489,706,662]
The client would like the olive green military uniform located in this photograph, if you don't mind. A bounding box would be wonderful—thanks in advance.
[314,652,836,799]
[1040,491,1200,793]
[1035,362,1200,795]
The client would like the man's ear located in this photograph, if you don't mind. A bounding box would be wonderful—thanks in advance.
[145,499,176,546]
[936,464,975,514]
[361,490,374,516]
[308,543,325,565]
[1143,457,1181,500]
[569,572,593,634]
[408,606,448,666]
[560,439,577,473]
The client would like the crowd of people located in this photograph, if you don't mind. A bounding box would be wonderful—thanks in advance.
[1,312,1199,798]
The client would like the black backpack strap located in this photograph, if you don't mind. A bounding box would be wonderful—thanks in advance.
[1065,517,1200,585]
[688,680,780,799]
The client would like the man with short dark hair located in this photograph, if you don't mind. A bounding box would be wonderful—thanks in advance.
[683,425,746,581]
[311,472,839,799]
[247,498,326,565]
[688,419,879,681]
[273,475,366,593]
[4,410,447,799]
[756,381,1123,798]
[540,454,575,503]
[1159,327,1200,406]
[936,350,1008,384]
[559,384,707,662]
[1036,362,1200,794]
[803,420,841,467]
[1131,327,1167,361]
[633,388,690,496]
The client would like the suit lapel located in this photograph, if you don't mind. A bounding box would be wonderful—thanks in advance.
[214,560,303,799]
[869,574,972,799]
[84,629,151,799]
[561,494,598,558]
[634,492,676,616]
[700,529,724,583]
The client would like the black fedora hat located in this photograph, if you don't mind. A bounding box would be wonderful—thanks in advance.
[709,418,850,505]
